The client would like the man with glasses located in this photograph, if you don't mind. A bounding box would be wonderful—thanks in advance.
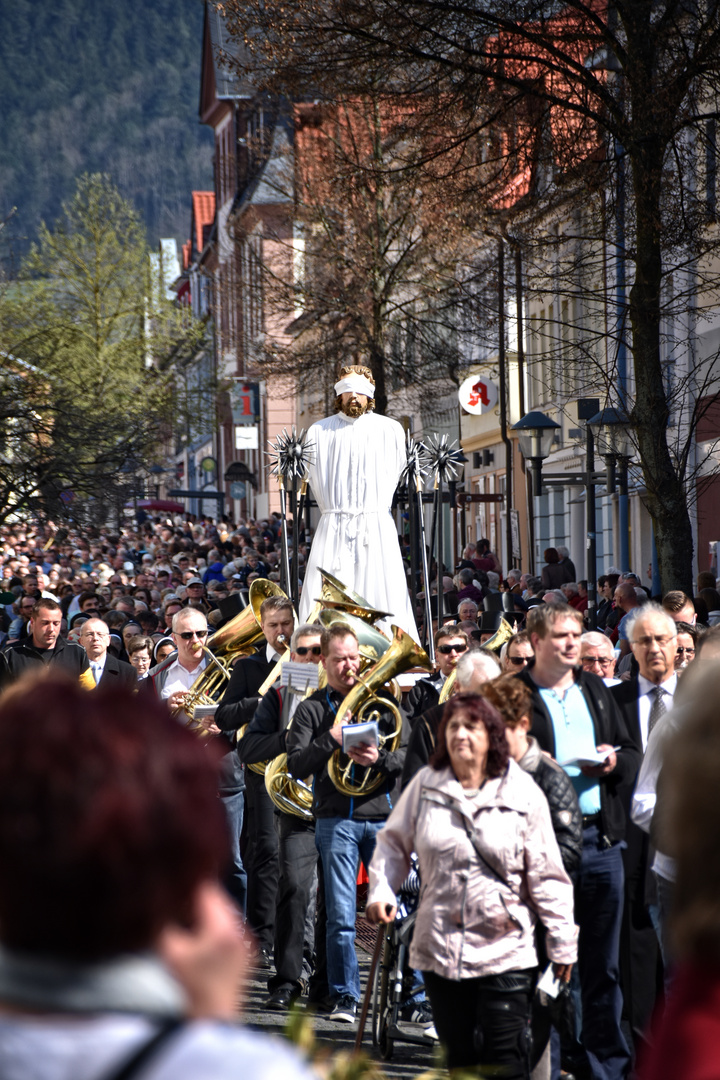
[673,621,697,671]
[580,631,620,686]
[501,630,533,673]
[611,604,677,1049]
[148,606,248,920]
[149,608,211,724]
[79,618,136,689]
[240,623,326,1011]
[404,626,469,722]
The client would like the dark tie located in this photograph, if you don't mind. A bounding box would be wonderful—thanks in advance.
[648,686,666,735]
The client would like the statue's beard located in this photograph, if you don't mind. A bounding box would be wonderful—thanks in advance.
[341,399,368,418]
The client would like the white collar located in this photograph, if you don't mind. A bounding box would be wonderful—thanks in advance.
[638,672,677,697]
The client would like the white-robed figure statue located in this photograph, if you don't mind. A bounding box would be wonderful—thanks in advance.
[298,364,419,640]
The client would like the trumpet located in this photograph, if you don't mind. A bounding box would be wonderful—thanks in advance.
[327,626,432,798]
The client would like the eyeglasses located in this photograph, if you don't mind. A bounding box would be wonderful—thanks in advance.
[82,631,108,639]
[581,655,615,668]
[676,646,695,655]
[177,630,208,640]
[295,645,322,657]
[634,636,673,647]
[438,643,468,655]
[507,655,530,666]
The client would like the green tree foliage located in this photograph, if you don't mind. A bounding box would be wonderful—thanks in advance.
[0,0,211,257]
[0,174,201,524]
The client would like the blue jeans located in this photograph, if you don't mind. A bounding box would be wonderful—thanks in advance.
[315,816,384,1001]
[220,787,247,916]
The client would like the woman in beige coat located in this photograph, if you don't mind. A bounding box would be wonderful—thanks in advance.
[367,693,577,1078]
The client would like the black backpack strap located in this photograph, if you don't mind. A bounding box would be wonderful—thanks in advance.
[99,1018,185,1080]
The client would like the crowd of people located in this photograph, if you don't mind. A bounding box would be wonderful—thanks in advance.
[0,514,719,1080]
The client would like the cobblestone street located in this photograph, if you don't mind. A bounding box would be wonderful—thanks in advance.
[239,916,440,1079]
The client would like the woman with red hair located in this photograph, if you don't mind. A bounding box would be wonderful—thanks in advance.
[0,675,313,1080]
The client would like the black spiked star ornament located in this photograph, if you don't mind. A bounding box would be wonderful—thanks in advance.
[267,428,315,484]
[421,433,466,485]
[400,431,429,488]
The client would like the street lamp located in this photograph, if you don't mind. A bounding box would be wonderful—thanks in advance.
[588,406,632,569]
[513,399,603,627]
[512,412,561,492]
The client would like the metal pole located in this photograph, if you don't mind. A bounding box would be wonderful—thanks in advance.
[526,467,536,576]
[278,479,291,597]
[449,479,458,572]
[408,481,419,629]
[586,425,598,630]
[416,479,435,662]
[436,480,445,623]
[290,482,300,611]
[498,240,514,572]
[515,247,525,418]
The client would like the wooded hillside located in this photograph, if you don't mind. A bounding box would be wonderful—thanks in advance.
[0,0,212,260]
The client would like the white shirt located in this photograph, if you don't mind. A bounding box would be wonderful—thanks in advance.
[635,672,677,751]
[265,644,282,665]
[631,702,683,881]
[161,657,207,724]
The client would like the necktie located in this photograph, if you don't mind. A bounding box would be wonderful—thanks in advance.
[648,686,666,735]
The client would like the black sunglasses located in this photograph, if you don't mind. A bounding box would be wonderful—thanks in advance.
[177,630,208,640]
[295,645,322,657]
[438,643,468,655]
[507,655,529,666]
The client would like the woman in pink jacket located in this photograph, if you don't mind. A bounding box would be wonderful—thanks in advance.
[367,694,577,1079]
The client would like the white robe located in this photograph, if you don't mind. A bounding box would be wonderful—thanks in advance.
[299,410,418,639]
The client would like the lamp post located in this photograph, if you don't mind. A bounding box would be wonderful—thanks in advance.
[513,401,603,627]
[513,401,636,627]
[587,406,633,571]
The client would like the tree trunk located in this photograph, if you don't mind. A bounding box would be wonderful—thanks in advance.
[628,147,694,596]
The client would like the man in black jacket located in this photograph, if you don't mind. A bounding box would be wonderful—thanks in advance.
[404,626,469,723]
[0,598,89,688]
[519,603,640,1080]
[239,622,326,1011]
[287,623,409,1024]
[216,595,295,963]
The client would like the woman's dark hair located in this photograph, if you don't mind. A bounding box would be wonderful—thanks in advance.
[675,621,698,645]
[127,635,155,657]
[543,547,559,564]
[699,587,720,613]
[0,676,227,961]
[430,693,509,778]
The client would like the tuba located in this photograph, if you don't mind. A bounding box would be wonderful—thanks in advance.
[263,666,325,817]
[180,579,291,727]
[327,626,432,798]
